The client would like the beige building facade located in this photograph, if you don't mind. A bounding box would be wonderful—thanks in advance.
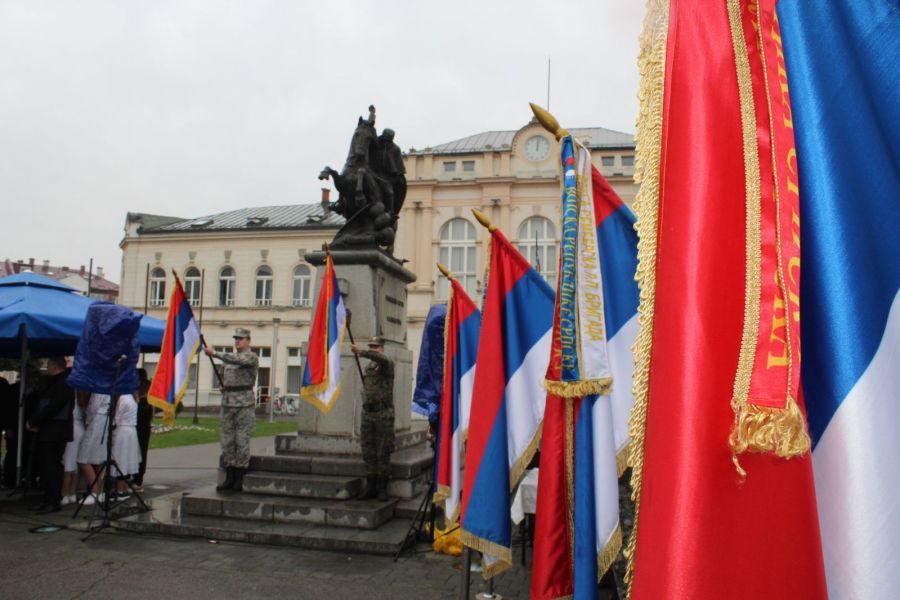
[118,119,636,408]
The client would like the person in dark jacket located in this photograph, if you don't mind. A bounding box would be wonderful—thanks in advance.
[26,357,75,513]
[133,368,153,490]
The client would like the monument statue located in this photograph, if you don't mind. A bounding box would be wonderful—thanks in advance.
[318,105,407,251]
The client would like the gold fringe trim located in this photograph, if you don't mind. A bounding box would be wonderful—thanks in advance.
[509,419,543,491]
[565,398,576,573]
[616,443,630,478]
[624,0,669,596]
[727,0,764,410]
[729,395,811,475]
[459,530,512,579]
[542,377,613,398]
[598,524,623,581]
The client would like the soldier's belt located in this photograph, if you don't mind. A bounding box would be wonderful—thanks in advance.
[223,385,253,392]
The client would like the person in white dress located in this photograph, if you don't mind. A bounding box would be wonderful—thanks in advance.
[60,392,87,505]
[111,393,141,497]
[77,393,110,504]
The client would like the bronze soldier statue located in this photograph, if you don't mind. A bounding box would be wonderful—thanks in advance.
[318,105,407,251]
[350,335,395,501]
[204,328,259,492]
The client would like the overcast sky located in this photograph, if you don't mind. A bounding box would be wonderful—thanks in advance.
[0,1,644,283]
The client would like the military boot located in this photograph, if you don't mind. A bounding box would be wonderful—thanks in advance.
[217,467,235,492]
[232,468,245,492]
[376,477,389,502]
[360,476,377,500]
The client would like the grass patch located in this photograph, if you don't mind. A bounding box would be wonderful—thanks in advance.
[149,415,296,450]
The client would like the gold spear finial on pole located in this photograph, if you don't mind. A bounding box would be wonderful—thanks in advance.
[529,102,569,140]
[471,209,496,232]
[436,263,454,280]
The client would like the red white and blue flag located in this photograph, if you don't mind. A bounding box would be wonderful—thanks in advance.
[460,220,554,577]
[531,135,640,599]
[434,276,481,525]
[148,276,202,426]
[779,2,900,597]
[300,255,347,414]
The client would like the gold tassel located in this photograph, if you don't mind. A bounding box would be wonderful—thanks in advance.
[730,395,811,464]
[598,526,623,581]
[543,377,613,398]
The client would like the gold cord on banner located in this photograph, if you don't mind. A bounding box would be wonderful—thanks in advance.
[624,0,669,595]
[543,378,613,398]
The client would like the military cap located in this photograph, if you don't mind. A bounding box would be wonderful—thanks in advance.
[368,335,385,347]
[233,327,251,339]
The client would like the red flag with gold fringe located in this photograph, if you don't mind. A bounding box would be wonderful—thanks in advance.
[624,1,826,598]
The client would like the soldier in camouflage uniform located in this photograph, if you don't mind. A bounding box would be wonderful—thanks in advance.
[351,336,394,501]
[203,328,259,492]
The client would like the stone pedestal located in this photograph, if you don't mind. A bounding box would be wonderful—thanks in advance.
[291,249,417,456]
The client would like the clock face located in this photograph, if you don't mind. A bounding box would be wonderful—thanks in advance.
[524,135,550,161]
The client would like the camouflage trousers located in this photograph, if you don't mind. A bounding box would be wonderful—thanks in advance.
[221,405,255,468]
[361,407,394,478]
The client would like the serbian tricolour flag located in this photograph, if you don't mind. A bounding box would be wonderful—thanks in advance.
[779,2,900,597]
[531,129,640,599]
[148,276,201,426]
[460,216,554,577]
[300,254,347,414]
[433,276,481,525]
[625,1,826,598]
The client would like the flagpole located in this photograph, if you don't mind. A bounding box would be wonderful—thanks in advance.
[344,309,366,385]
[192,268,205,425]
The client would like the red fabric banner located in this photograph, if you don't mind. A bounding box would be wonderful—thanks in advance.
[626,1,826,597]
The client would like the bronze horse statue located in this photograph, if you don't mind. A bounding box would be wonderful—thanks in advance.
[318,105,405,250]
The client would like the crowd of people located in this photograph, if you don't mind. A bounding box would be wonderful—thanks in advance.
[0,360,153,512]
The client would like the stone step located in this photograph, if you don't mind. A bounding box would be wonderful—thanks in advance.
[275,423,429,456]
[250,444,434,480]
[241,471,362,500]
[181,485,397,529]
[116,493,414,556]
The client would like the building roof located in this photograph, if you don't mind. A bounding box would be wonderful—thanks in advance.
[410,124,635,156]
[1,259,119,294]
[138,203,345,234]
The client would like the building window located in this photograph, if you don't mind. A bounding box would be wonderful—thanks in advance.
[621,155,635,167]
[149,268,166,307]
[437,218,477,300]
[292,265,312,307]
[443,161,456,173]
[255,266,273,307]
[601,156,615,167]
[516,216,558,289]
[184,267,201,307]
[218,267,235,307]
[462,160,475,172]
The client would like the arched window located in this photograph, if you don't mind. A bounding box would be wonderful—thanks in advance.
[184,267,201,307]
[437,218,477,300]
[218,267,235,307]
[516,216,558,288]
[292,265,312,307]
[149,268,166,307]
[255,265,273,307]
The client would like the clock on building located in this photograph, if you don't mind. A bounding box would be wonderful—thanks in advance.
[523,134,550,161]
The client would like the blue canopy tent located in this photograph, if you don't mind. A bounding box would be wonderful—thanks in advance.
[0,272,164,484]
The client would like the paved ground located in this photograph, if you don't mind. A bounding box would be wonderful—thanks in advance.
[0,438,532,599]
